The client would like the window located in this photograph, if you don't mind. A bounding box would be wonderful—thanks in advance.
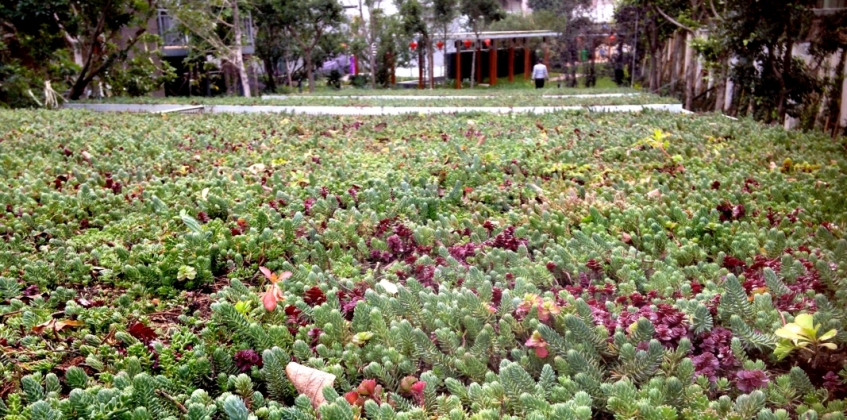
[818,0,847,8]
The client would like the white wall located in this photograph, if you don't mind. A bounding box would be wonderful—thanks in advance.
[588,0,615,22]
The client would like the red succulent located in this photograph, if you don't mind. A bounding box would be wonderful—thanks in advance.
[735,370,769,393]
[526,331,549,358]
[303,286,327,306]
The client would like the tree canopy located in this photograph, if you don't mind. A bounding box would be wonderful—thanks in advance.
[1,0,170,105]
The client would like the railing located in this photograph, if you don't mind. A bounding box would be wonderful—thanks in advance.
[157,9,255,53]
[817,0,847,8]
[157,10,189,47]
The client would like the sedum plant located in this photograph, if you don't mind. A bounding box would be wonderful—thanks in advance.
[1,109,847,419]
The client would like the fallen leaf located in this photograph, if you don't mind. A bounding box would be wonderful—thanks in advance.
[647,189,662,199]
[127,322,157,344]
[32,319,84,334]
[378,279,398,295]
[286,362,336,409]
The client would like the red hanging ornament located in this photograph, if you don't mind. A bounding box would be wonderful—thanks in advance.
[409,40,418,51]
[463,39,472,49]
[609,34,616,43]
[484,39,491,47]
[436,41,444,50]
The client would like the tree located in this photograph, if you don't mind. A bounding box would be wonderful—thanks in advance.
[166,0,253,97]
[281,0,344,93]
[396,0,432,88]
[431,0,457,88]
[718,0,818,123]
[460,0,505,88]
[255,0,302,91]
[60,0,160,99]
[1,0,162,102]
[350,0,388,88]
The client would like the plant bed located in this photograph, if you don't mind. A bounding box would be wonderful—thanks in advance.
[0,109,846,420]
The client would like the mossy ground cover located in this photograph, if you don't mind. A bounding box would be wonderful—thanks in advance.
[0,109,846,420]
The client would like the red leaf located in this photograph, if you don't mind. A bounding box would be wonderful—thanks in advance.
[344,391,359,405]
[303,286,327,306]
[127,322,157,344]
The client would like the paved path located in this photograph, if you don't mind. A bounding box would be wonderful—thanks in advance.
[63,103,686,115]
[261,93,641,100]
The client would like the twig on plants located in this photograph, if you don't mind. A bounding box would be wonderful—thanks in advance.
[156,389,189,413]
[0,310,22,319]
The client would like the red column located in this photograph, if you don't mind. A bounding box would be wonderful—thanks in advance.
[455,42,462,89]
[524,43,530,80]
[476,47,482,84]
[491,39,497,86]
[418,48,424,89]
[489,40,496,85]
[508,39,514,83]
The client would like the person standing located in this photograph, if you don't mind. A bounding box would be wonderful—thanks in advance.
[532,59,548,89]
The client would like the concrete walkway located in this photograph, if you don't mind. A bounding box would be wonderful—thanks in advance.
[63,103,686,115]
[261,93,641,100]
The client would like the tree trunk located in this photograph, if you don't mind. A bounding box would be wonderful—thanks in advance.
[684,31,695,110]
[777,35,794,123]
[370,46,377,88]
[649,14,659,92]
[231,0,251,97]
[427,36,435,89]
[284,50,294,87]
[470,43,477,88]
[832,48,846,138]
[69,52,120,100]
[305,52,315,93]
[714,57,727,113]
[763,44,777,123]
[263,57,277,93]
[362,1,377,89]
[661,41,671,89]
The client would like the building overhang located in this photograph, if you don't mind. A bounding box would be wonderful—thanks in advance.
[443,30,559,41]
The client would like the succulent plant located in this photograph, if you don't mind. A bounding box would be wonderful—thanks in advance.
[0,109,846,419]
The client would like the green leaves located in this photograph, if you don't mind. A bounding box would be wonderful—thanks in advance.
[773,314,838,360]
[181,210,204,234]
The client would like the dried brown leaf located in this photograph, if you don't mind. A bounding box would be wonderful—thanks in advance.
[286,362,336,409]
